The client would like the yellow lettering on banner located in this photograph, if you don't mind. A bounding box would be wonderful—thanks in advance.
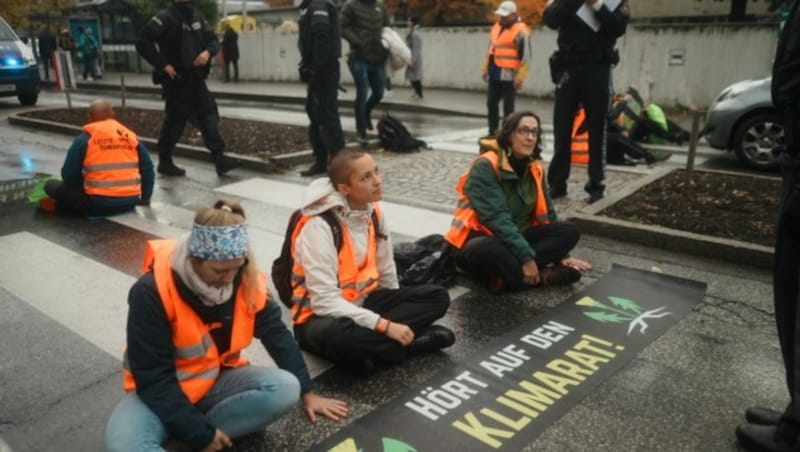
[452,412,514,449]
[573,339,616,358]
[564,350,611,370]
[328,438,358,452]
[533,370,581,395]
[546,359,593,381]
[505,381,561,411]
[497,396,541,418]
[480,408,531,431]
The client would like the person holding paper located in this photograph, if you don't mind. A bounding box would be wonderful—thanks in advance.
[543,0,629,204]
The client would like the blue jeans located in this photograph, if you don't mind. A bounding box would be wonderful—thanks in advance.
[347,57,385,133]
[105,366,300,452]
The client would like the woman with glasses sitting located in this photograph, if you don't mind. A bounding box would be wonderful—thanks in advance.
[444,111,591,294]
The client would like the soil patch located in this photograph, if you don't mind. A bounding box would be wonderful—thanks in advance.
[19,106,360,159]
[20,107,782,248]
[600,169,781,247]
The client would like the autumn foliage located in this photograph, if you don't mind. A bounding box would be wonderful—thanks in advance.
[382,0,549,26]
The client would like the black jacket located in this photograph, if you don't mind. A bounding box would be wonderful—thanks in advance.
[125,270,313,449]
[222,27,239,61]
[544,0,628,63]
[136,4,219,73]
[340,0,389,64]
[298,0,342,71]
[773,0,800,109]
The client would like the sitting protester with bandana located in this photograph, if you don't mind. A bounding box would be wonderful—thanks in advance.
[105,199,349,452]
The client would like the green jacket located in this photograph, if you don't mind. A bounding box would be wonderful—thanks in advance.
[463,148,558,263]
[340,0,390,64]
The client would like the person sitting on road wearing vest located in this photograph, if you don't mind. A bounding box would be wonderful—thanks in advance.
[105,199,349,452]
[42,98,155,217]
[446,111,592,295]
[290,149,455,378]
[482,0,531,137]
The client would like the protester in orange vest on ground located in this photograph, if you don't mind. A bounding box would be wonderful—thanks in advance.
[481,1,531,136]
[41,98,154,216]
[291,149,455,377]
[445,111,592,294]
[105,199,349,452]
[571,106,589,164]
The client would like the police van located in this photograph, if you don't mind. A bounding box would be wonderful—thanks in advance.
[0,16,40,106]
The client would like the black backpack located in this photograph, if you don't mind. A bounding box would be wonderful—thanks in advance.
[271,208,380,310]
[377,112,427,152]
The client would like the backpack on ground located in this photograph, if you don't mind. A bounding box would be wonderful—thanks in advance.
[271,208,379,309]
[393,233,456,288]
[377,112,427,153]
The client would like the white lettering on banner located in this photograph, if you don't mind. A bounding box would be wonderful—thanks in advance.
[404,371,490,421]
[479,344,532,378]
[519,321,575,349]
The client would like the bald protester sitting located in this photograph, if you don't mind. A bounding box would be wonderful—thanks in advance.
[42,99,154,216]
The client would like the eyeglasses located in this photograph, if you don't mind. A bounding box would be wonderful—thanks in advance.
[515,127,540,137]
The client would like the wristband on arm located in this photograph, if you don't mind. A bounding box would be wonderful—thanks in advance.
[375,317,390,334]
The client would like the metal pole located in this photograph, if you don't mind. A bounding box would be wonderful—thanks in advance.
[686,107,702,175]
[241,0,248,31]
[120,74,126,109]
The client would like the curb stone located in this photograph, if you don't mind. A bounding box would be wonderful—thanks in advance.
[9,112,775,269]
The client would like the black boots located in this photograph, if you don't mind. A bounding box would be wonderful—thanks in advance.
[408,325,456,354]
[214,155,239,177]
[157,155,186,177]
[300,163,327,177]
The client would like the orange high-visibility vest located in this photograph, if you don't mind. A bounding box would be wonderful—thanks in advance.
[290,205,383,325]
[445,149,550,249]
[571,108,589,164]
[489,21,529,70]
[122,239,267,403]
[82,119,142,198]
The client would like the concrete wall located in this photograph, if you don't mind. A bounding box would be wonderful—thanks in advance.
[629,0,772,17]
[234,23,778,108]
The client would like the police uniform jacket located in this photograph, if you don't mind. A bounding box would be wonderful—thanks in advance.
[298,0,342,72]
[136,4,219,74]
[544,0,628,64]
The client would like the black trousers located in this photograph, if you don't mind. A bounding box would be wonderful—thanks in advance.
[157,77,225,161]
[411,80,423,97]
[224,59,238,82]
[43,180,135,217]
[775,106,800,437]
[487,80,516,136]
[305,63,344,169]
[607,130,647,163]
[549,64,611,196]
[455,222,580,291]
[294,284,450,371]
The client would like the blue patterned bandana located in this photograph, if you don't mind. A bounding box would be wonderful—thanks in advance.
[188,223,248,260]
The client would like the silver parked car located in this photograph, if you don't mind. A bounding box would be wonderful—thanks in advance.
[703,76,783,171]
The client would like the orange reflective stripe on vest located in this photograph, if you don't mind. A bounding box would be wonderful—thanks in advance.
[445,151,550,249]
[123,239,267,403]
[571,108,589,164]
[291,205,382,325]
[489,22,528,70]
[82,119,142,197]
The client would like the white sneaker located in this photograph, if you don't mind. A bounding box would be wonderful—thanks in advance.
[385,89,393,98]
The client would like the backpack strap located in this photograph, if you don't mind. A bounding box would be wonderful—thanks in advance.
[319,209,343,251]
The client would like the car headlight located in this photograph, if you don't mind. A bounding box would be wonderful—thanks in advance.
[24,57,36,67]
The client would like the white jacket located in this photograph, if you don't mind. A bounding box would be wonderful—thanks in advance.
[294,178,399,330]
[382,26,411,75]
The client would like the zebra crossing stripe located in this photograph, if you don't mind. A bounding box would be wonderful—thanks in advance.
[215,178,454,239]
[0,232,133,357]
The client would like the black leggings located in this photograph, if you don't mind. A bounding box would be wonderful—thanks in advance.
[294,284,450,371]
[455,222,580,291]
[43,180,135,217]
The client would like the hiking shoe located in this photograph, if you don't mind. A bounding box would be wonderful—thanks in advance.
[214,156,239,177]
[357,132,369,147]
[645,149,672,165]
[745,407,782,426]
[300,164,327,177]
[587,192,604,204]
[736,423,795,452]
[539,264,582,287]
[550,187,567,199]
[409,325,456,354]
[38,197,56,212]
[157,160,186,176]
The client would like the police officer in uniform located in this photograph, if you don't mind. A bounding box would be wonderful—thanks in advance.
[544,0,628,203]
[135,0,237,177]
[297,0,345,177]
[736,2,800,451]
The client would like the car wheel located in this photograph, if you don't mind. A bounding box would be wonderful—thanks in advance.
[733,113,783,171]
[17,91,38,106]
